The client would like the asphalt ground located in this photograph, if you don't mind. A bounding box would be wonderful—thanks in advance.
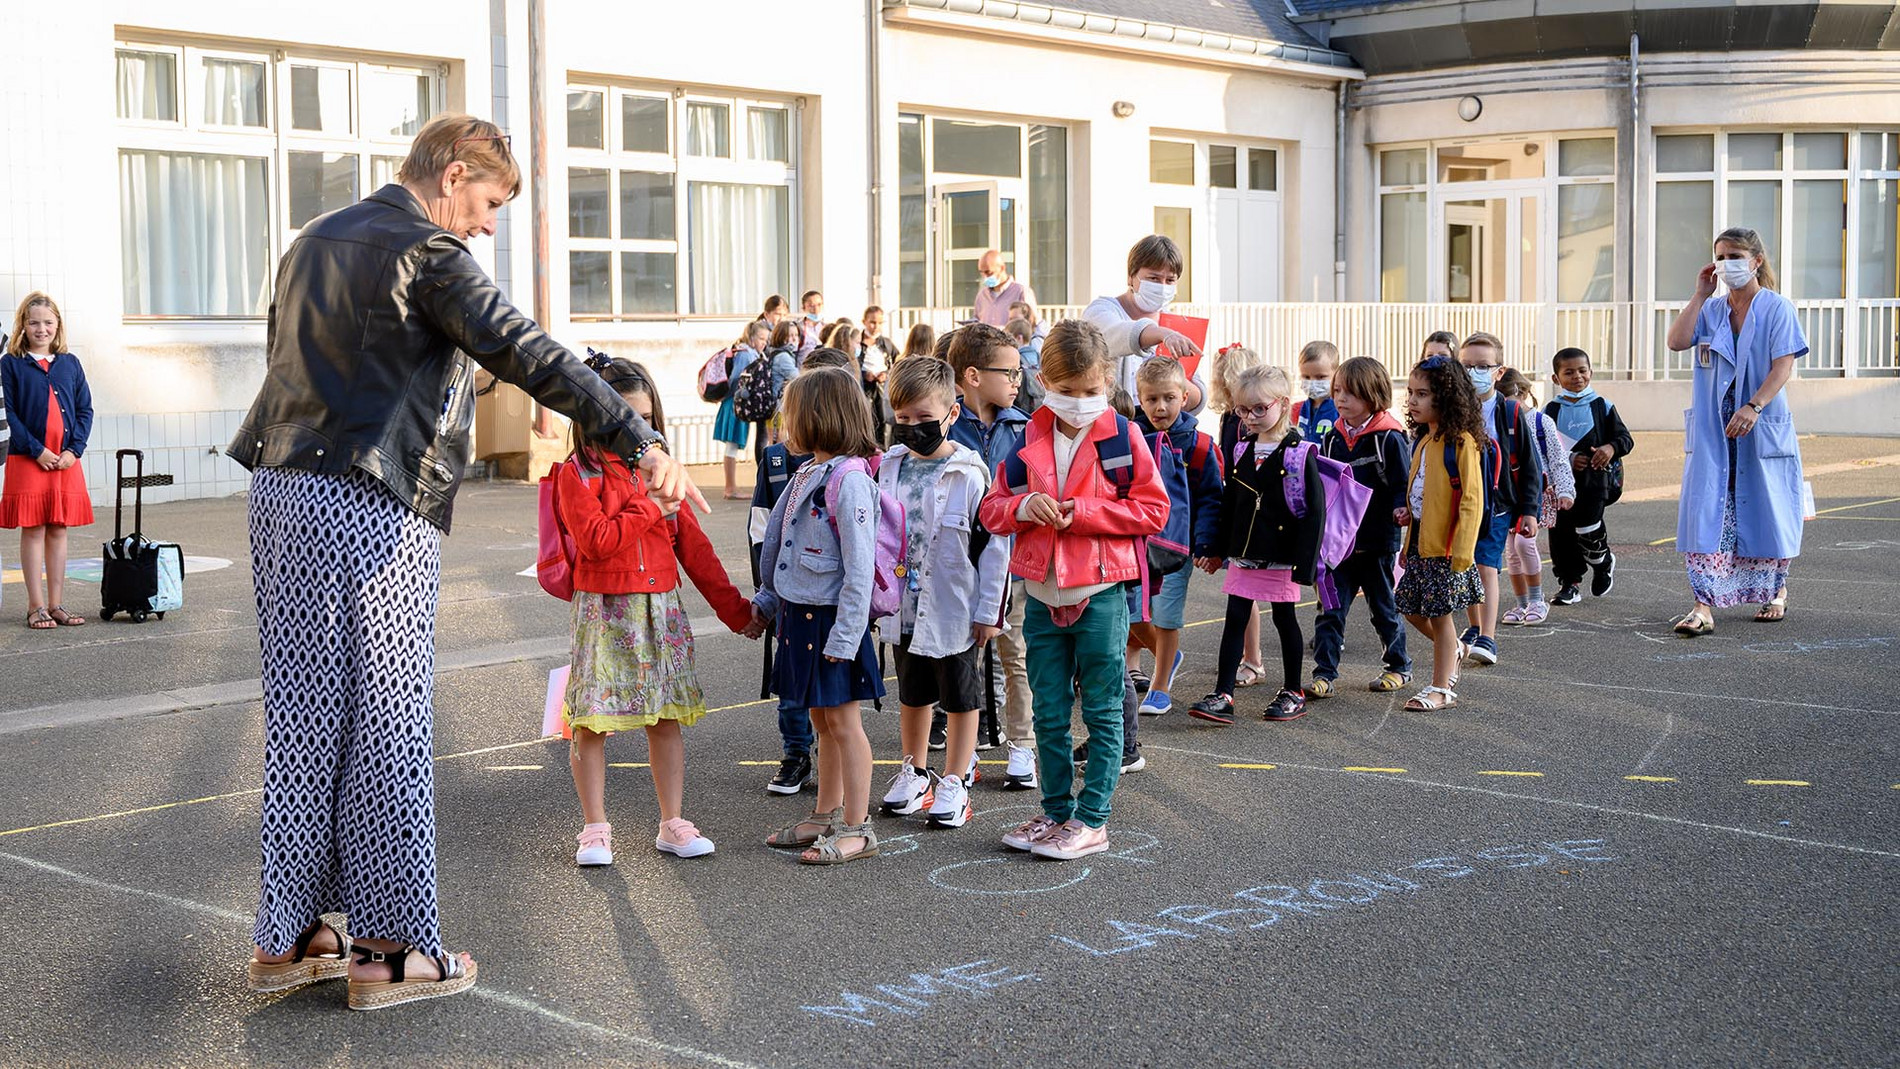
[0,432,1895,1068]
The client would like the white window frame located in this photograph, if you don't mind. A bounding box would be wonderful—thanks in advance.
[1147,133,1286,303]
[116,37,445,321]
[566,81,798,321]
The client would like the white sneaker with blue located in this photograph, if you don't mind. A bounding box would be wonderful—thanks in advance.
[1139,651,1183,715]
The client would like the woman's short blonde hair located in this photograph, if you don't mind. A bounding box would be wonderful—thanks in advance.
[397,114,522,197]
[7,291,66,356]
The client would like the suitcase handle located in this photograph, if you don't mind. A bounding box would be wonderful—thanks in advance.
[116,450,143,541]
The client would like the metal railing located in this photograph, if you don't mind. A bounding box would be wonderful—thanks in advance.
[894,299,1900,380]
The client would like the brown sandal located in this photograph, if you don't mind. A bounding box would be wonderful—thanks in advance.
[47,606,86,627]
[246,920,350,993]
[346,944,478,1011]
[25,607,55,630]
[766,806,842,849]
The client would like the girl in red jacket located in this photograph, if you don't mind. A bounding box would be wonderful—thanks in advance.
[978,320,1168,862]
[558,356,757,866]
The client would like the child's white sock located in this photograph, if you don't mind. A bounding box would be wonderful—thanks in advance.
[1515,592,1531,609]
[1528,583,1545,604]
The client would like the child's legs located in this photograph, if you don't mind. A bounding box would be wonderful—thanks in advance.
[813,702,871,825]
[1402,613,1460,689]
[645,719,684,823]
[1469,512,1508,635]
[1551,510,1585,586]
[1505,534,1540,595]
[808,708,843,813]
[1151,628,1182,691]
[995,583,1032,745]
[1144,568,1189,690]
[898,703,934,766]
[777,702,814,758]
[1570,495,1610,568]
[569,727,608,826]
[1471,565,1500,635]
[1120,667,1138,753]
[1360,554,1410,673]
[1268,600,1303,691]
[1242,608,1262,668]
[44,524,68,608]
[1021,599,1081,821]
[943,708,978,780]
[1072,595,1130,828]
[722,454,738,493]
[1214,594,1256,695]
[18,526,45,608]
[1310,568,1360,682]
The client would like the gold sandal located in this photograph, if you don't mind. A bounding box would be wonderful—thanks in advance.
[1674,611,1715,636]
[1753,594,1787,623]
[797,821,880,866]
[246,919,350,993]
[766,806,841,849]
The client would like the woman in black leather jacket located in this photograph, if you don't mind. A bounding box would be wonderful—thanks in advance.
[235,114,703,1011]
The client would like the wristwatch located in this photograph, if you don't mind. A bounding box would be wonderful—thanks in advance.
[1745,401,1765,414]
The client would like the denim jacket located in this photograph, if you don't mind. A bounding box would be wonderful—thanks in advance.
[753,456,880,659]
[877,444,1010,659]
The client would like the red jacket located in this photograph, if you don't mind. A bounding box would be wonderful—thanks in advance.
[978,408,1169,588]
[555,455,753,632]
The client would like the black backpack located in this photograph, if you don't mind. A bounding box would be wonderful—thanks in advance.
[730,350,781,423]
[1544,397,1624,505]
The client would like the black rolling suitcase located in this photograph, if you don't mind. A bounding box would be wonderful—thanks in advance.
[100,449,183,622]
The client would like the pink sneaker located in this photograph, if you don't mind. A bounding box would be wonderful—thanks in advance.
[1522,601,1549,624]
[1002,815,1062,851]
[1029,819,1110,860]
[656,817,716,858]
[574,822,614,866]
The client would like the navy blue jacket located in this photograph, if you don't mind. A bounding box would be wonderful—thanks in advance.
[949,402,1029,486]
[1134,408,1223,556]
[1,352,92,459]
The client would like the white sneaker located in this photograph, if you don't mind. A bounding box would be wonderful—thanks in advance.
[880,756,933,815]
[574,823,614,867]
[1004,743,1038,791]
[926,773,973,828]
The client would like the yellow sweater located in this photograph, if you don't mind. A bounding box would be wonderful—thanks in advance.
[1409,431,1486,572]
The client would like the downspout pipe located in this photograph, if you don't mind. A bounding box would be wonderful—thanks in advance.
[1334,81,1347,302]
[867,0,884,306]
[528,0,555,437]
[1629,32,1641,378]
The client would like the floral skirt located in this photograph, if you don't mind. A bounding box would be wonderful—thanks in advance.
[1393,553,1486,619]
[1685,490,1791,608]
[564,588,709,733]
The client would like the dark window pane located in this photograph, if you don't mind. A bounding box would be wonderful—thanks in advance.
[569,251,611,314]
[933,118,1021,178]
[568,168,609,238]
[1210,145,1237,189]
[619,171,675,240]
[622,95,668,153]
[288,151,358,228]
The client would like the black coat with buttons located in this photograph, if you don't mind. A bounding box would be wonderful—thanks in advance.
[1215,430,1325,586]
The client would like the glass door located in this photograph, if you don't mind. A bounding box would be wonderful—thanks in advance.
[1441,192,1541,302]
[938,181,998,307]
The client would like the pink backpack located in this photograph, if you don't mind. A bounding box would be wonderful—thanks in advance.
[823,456,906,622]
[536,459,579,601]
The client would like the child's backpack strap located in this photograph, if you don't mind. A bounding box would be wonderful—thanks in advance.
[1095,413,1138,499]
[1443,437,1462,510]
[1281,441,1314,518]
[1187,431,1217,478]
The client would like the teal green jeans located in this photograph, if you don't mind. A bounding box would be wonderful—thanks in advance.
[1023,592,1128,828]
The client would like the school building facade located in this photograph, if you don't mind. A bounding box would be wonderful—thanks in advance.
[2,0,1895,503]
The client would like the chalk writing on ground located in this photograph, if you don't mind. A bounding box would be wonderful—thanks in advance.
[800,836,1619,1027]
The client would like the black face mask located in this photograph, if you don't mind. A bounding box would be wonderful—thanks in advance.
[891,417,947,456]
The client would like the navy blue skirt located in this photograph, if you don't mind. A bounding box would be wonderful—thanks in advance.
[773,601,884,708]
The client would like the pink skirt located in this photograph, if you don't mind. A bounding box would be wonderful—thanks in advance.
[1222,563,1298,603]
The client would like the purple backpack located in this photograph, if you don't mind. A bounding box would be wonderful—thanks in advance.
[1233,439,1373,611]
[824,456,906,622]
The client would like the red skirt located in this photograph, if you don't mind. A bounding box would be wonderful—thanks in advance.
[0,454,94,529]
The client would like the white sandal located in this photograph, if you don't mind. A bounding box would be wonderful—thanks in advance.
[1404,686,1458,711]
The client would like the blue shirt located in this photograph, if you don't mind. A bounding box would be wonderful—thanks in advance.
[1294,396,1338,440]
[1551,390,1603,445]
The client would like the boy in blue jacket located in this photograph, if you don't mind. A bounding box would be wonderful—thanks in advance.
[947,324,1037,788]
[1128,356,1223,715]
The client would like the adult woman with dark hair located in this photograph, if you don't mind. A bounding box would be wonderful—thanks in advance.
[1664,226,1808,636]
[231,113,703,1010]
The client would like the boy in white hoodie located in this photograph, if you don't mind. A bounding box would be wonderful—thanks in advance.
[877,357,1012,828]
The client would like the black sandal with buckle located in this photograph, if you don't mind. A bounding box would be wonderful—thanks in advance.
[246,919,351,993]
[346,944,478,1011]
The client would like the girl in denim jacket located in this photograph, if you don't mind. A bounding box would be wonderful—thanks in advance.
[753,367,886,865]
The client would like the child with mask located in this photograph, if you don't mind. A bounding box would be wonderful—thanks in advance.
[1290,340,1340,441]
[1545,347,1632,606]
[1455,332,1544,668]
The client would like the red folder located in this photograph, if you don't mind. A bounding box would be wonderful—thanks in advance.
[1155,313,1208,381]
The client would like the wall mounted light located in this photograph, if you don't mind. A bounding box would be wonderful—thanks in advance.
[1457,95,1482,122]
[1112,100,1136,118]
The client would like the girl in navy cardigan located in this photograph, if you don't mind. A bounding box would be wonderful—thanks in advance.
[1,293,94,629]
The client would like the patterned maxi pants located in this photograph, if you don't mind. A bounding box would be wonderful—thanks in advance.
[249,467,445,957]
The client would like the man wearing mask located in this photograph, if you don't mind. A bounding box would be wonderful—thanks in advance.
[1082,235,1206,414]
[796,290,824,357]
[973,251,1035,328]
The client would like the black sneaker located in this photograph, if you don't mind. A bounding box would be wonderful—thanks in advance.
[1263,689,1307,722]
[1072,741,1088,766]
[1128,667,1151,693]
[976,708,1001,751]
[1552,583,1583,606]
[1121,746,1146,773]
[1591,551,1617,597]
[929,709,947,752]
[766,753,812,795]
[1188,693,1236,725]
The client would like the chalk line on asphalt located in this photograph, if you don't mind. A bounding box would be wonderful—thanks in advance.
[0,849,777,1069]
[1145,744,1900,861]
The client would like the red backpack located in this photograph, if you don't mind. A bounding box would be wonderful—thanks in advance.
[536,459,579,601]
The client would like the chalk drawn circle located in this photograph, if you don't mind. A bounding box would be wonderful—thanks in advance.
[928,858,1093,896]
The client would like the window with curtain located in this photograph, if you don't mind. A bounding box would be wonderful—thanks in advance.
[566,84,797,317]
[117,41,441,318]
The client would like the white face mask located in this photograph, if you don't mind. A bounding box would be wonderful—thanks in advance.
[1133,280,1176,313]
[1301,378,1331,400]
[1042,390,1109,428]
[1717,258,1757,289]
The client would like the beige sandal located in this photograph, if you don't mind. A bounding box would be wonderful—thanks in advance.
[24,607,55,630]
[766,806,841,849]
[346,945,477,1011]
[246,920,350,993]
[797,821,880,865]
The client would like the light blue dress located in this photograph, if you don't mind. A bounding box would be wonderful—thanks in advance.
[712,346,757,447]
[1678,287,1808,606]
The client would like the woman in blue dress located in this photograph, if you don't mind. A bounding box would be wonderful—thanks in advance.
[714,319,768,499]
[1663,226,1807,636]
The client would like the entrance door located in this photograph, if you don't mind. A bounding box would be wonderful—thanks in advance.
[1442,193,1541,303]
[936,180,1029,308]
